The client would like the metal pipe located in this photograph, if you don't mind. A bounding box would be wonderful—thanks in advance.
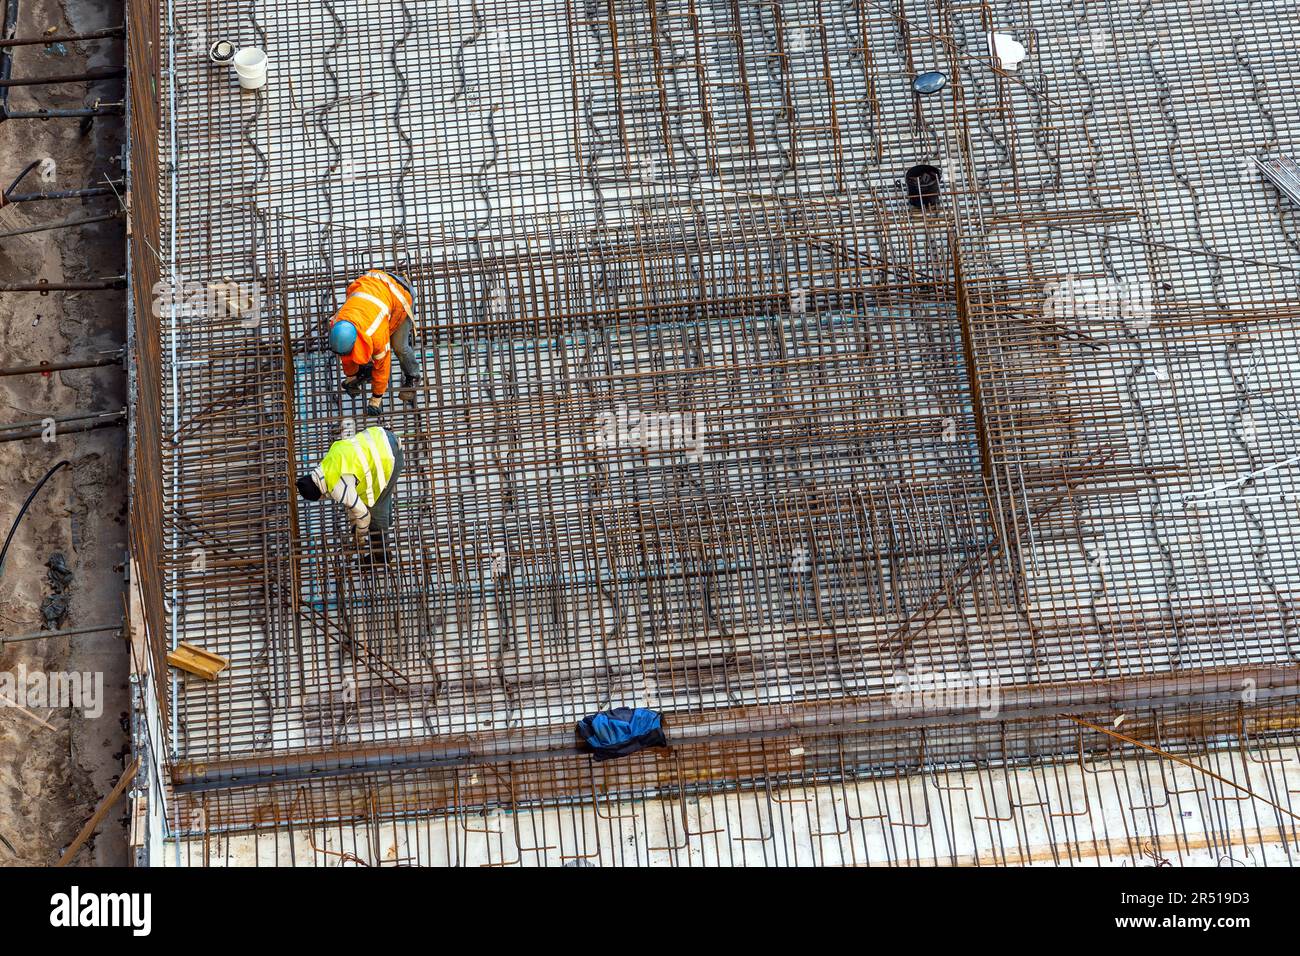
[0,66,125,88]
[2,408,126,431]
[165,0,181,773]
[0,353,123,376]
[0,413,124,442]
[0,0,17,104]
[1,621,123,644]
[0,277,126,291]
[0,26,124,47]
[0,209,119,239]
[3,105,124,119]
[2,185,118,204]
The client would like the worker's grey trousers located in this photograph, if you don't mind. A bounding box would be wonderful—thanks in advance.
[369,429,404,532]
[390,316,422,385]
[386,270,422,385]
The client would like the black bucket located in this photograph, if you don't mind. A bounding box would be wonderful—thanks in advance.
[904,164,941,209]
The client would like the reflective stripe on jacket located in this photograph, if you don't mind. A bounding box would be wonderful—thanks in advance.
[331,270,414,396]
[318,426,396,508]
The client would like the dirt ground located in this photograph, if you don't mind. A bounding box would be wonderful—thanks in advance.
[0,0,127,866]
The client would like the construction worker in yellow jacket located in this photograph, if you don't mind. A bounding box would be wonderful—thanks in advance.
[296,426,404,552]
[328,269,422,415]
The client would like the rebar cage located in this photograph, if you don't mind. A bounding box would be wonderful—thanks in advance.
[128,0,1300,863]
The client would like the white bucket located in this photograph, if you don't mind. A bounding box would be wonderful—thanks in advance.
[232,47,268,90]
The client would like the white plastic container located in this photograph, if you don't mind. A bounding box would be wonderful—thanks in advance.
[232,47,268,90]
[987,33,1027,71]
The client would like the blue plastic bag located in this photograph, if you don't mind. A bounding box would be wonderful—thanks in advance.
[577,707,667,760]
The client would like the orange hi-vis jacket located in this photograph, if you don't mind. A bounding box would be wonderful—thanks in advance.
[331,270,414,397]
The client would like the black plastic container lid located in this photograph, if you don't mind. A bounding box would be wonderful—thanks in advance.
[904,164,941,208]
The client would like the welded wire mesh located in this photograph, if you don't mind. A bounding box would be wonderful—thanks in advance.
[140,0,1300,856]
[168,696,1300,866]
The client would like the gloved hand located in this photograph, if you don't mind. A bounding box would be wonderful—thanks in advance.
[366,396,383,416]
[341,375,362,397]
[353,526,368,549]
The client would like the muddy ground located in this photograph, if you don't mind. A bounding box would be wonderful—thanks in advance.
[0,0,127,866]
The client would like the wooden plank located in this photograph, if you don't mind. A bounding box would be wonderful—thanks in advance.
[57,757,141,866]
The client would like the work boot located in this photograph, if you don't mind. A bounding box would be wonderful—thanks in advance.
[341,375,363,398]
[398,374,422,407]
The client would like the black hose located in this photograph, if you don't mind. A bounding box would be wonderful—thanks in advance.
[2,158,41,200]
[0,459,68,579]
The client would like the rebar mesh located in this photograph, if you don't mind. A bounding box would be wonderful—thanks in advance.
[169,697,1300,866]
[137,0,1300,860]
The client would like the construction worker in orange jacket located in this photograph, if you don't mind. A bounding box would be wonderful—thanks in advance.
[328,269,423,415]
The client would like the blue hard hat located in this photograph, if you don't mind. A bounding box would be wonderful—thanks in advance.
[329,320,358,355]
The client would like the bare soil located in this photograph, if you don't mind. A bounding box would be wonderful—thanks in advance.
[0,0,128,866]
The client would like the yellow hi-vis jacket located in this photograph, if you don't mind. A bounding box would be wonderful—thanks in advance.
[319,427,395,508]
